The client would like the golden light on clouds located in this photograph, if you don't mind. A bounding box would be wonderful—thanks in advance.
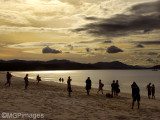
[0,0,159,66]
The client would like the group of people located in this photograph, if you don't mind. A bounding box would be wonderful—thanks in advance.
[4,72,156,110]
[111,80,120,97]
[4,72,41,89]
[59,77,64,83]
[147,83,155,99]
[67,76,119,98]
[24,74,42,89]
[131,82,156,109]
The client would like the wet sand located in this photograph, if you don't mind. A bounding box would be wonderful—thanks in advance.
[0,72,160,120]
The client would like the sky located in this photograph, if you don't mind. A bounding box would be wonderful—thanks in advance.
[0,0,160,66]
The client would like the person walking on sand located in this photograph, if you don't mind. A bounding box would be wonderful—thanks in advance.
[67,76,72,97]
[151,84,155,99]
[86,77,92,95]
[24,74,29,89]
[115,80,120,96]
[131,82,140,109]
[111,80,116,97]
[97,80,104,94]
[147,83,152,99]
[5,72,12,87]
[36,74,41,85]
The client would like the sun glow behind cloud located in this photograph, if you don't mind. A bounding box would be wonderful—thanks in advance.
[0,0,159,66]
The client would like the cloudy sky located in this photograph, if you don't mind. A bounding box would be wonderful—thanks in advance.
[0,0,160,66]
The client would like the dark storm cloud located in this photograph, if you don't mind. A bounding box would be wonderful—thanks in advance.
[74,1,160,37]
[42,46,62,54]
[107,46,123,53]
[130,0,160,15]
[85,16,99,21]
[103,40,112,44]
[94,48,106,51]
[136,44,144,48]
[66,44,74,50]
[86,48,90,52]
[139,41,160,45]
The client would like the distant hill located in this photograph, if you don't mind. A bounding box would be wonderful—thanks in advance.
[151,65,160,69]
[0,59,148,71]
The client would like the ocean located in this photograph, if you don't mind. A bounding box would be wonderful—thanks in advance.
[12,70,160,98]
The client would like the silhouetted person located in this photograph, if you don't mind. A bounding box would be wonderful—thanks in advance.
[59,78,62,83]
[36,74,41,85]
[62,78,64,83]
[147,83,152,99]
[97,80,104,94]
[5,72,12,87]
[67,76,72,97]
[115,80,120,96]
[86,77,91,95]
[24,74,29,89]
[111,80,116,97]
[151,84,155,99]
[131,82,140,109]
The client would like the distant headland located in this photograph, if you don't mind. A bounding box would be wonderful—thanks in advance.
[0,59,159,71]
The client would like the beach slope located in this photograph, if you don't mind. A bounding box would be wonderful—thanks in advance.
[0,72,160,120]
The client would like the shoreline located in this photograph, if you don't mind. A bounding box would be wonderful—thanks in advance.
[11,70,160,99]
[0,71,160,119]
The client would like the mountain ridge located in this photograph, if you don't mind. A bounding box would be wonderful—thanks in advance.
[0,59,157,71]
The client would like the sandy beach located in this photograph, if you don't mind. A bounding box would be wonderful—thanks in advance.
[0,72,160,120]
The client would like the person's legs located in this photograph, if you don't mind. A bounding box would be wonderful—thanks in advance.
[87,90,90,95]
[5,82,7,86]
[148,91,151,99]
[25,84,28,89]
[5,79,9,86]
[137,101,140,109]
[101,89,103,94]
[114,90,116,96]
[153,94,155,99]
[9,81,11,87]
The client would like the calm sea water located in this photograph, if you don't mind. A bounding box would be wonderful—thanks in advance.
[12,70,160,98]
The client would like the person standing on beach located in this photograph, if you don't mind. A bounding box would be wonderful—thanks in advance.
[97,80,104,94]
[67,76,72,97]
[86,77,92,95]
[24,74,29,89]
[111,80,116,97]
[5,72,12,87]
[151,84,155,99]
[59,78,62,83]
[36,74,41,85]
[115,80,120,96]
[131,82,140,109]
[147,83,152,99]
